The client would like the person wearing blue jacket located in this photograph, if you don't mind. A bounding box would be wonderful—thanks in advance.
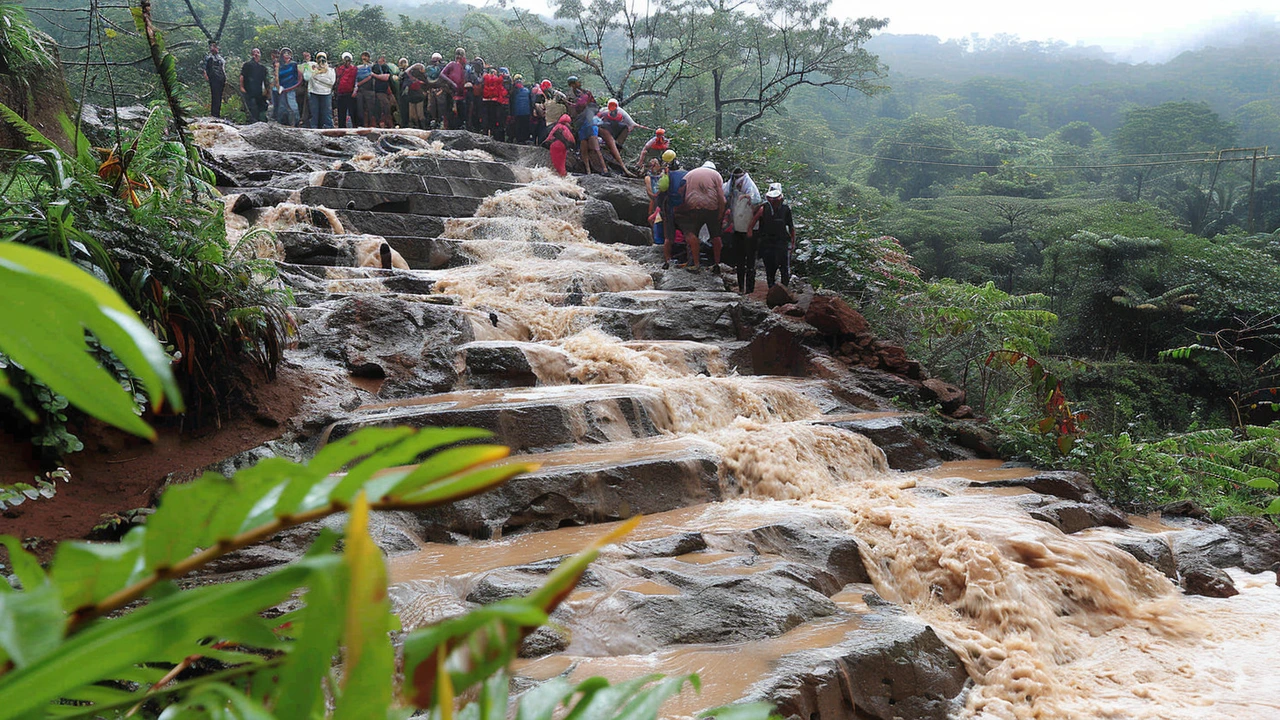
[509,75,533,144]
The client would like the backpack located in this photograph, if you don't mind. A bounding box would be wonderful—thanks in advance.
[426,64,442,81]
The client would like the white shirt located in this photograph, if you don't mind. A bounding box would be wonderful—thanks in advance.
[309,66,336,95]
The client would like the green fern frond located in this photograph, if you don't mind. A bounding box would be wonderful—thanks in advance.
[0,99,58,150]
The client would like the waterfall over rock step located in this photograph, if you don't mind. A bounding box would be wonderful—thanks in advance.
[194,122,1280,720]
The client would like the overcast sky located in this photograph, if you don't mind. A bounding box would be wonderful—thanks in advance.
[491,0,1279,60]
[832,0,1278,51]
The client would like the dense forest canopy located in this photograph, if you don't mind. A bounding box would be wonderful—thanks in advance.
[11,0,1280,516]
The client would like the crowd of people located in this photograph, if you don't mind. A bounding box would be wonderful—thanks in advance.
[201,40,798,291]
[202,41,667,178]
[646,160,796,294]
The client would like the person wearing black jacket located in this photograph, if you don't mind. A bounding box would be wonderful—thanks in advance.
[239,48,268,123]
[754,183,796,288]
[202,41,227,118]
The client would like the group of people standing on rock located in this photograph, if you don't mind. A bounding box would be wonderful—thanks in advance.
[202,41,795,290]
[647,160,796,294]
[202,41,655,168]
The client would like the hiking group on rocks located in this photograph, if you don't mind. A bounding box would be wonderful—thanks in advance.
[203,40,799,294]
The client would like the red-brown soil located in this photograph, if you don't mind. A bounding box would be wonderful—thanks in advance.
[0,365,312,549]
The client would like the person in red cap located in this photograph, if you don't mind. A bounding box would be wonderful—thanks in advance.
[542,114,577,176]
[637,127,670,167]
[596,98,638,175]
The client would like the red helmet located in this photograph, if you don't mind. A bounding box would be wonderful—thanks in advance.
[655,128,665,135]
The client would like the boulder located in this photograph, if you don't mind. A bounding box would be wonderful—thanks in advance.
[760,613,969,720]
[974,470,1098,502]
[1113,536,1177,579]
[1026,499,1128,534]
[921,378,966,413]
[873,343,912,375]
[294,294,473,398]
[731,519,870,585]
[578,173,652,226]
[821,416,941,471]
[1220,516,1280,573]
[582,199,652,246]
[766,283,798,308]
[1172,526,1242,597]
[803,294,869,336]
[456,341,572,389]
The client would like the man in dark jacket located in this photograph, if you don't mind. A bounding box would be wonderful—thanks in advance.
[754,183,796,287]
[239,48,268,123]
[202,40,226,118]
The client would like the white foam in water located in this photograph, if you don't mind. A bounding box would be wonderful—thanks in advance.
[204,126,1280,719]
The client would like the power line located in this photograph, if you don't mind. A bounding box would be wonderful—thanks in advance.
[784,135,1278,171]
[876,140,1225,160]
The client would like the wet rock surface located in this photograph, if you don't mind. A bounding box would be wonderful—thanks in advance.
[187,125,1280,719]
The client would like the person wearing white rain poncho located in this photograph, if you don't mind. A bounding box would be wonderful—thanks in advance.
[724,167,762,294]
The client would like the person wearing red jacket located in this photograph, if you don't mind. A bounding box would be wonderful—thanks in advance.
[481,67,506,138]
[333,52,358,128]
[542,113,577,176]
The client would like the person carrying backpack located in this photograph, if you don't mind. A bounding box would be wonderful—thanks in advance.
[424,53,455,129]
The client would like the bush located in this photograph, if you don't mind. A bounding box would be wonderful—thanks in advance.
[0,103,292,451]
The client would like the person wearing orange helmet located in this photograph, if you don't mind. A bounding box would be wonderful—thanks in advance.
[637,127,671,167]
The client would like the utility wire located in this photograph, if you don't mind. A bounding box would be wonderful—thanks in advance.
[875,140,1226,160]
[784,135,1278,171]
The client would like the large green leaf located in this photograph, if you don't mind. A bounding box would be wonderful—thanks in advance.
[0,538,63,669]
[0,555,340,719]
[332,494,395,719]
[0,243,182,439]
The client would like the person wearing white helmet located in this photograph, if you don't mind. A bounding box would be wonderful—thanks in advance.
[333,52,357,128]
[423,52,455,129]
[596,98,639,176]
[754,182,796,288]
[307,51,336,128]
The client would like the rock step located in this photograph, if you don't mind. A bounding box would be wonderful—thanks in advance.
[411,436,725,537]
[300,186,482,217]
[275,232,566,270]
[456,339,727,389]
[313,170,521,198]
[336,210,445,239]
[327,383,673,453]
[327,377,873,452]
[395,155,522,184]
[275,263,439,302]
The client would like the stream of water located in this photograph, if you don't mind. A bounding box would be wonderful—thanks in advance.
[219,129,1280,719]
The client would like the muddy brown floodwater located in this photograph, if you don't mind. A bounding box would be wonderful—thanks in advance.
[212,126,1280,720]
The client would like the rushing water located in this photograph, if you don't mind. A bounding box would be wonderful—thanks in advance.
[214,128,1280,720]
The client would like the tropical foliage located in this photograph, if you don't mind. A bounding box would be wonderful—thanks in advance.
[0,246,771,720]
[0,96,291,453]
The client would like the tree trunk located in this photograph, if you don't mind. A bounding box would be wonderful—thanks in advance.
[136,0,198,201]
[713,68,723,140]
